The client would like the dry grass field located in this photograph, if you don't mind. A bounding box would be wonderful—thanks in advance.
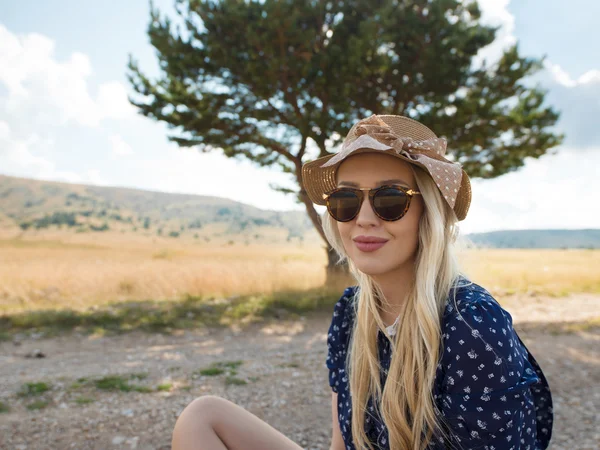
[0,235,328,314]
[1,231,598,316]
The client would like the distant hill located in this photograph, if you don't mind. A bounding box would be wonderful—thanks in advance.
[464,229,600,249]
[0,174,597,248]
[0,174,314,243]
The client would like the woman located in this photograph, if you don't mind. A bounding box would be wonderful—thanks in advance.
[171,114,553,450]
[303,114,553,450]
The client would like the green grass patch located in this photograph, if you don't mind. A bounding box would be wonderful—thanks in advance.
[194,360,244,378]
[74,396,95,405]
[17,382,51,397]
[225,376,247,386]
[67,372,156,395]
[193,360,251,387]
[93,373,152,393]
[0,401,9,413]
[94,375,132,391]
[197,367,225,376]
[156,383,173,392]
[0,285,345,340]
[26,400,49,410]
[132,385,153,393]
[69,377,90,390]
[217,361,243,369]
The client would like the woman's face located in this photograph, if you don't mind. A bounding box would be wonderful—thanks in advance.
[335,152,424,276]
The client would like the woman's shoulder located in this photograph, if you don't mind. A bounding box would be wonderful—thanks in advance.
[441,277,524,368]
[331,285,359,319]
[443,276,506,322]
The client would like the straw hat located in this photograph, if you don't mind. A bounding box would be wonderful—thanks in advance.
[301,114,472,221]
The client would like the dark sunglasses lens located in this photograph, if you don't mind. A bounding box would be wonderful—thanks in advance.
[328,190,360,221]
[373,188,409,220]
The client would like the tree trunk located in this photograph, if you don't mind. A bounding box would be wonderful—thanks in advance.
[325,243,354,288]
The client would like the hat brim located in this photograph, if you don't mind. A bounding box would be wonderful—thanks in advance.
[302,147,471,221]
[303,147,430,206]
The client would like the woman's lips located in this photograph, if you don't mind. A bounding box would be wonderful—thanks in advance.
[354,241,387,252]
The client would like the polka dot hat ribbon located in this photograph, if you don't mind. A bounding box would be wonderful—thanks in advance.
[320,114,464,209]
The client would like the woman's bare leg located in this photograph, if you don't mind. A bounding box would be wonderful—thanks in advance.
[172,395,305,450]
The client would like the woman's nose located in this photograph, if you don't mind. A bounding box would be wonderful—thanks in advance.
[355,195,379,225]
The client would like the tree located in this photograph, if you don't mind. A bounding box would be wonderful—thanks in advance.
[127,0,563,279]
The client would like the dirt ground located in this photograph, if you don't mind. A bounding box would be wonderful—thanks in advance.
[0,293,599,450]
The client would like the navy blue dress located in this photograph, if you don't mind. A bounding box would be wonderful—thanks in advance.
[326,277,553,450]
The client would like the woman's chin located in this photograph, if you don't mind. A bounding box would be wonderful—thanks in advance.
[353,261,391,277]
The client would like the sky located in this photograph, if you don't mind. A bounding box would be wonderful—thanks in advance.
[0,0,599,235]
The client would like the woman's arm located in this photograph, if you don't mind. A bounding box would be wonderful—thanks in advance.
[330,392,346,450]
[439,292,544,448]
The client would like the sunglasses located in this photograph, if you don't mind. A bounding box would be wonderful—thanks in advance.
[322,185,422,222]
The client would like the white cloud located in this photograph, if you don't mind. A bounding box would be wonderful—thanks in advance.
[536,61,600,148]
[461,147,600,234]
[0,24,134,128]
[0,119,104,186]
[472,0,600,149]
[0,25,122,187]
[474,0,516,67]
[97,82,136,121]
[0,131,81,182]
[110,134,134,156]
[0,131,109,184]
[136,148,299,212]
[85,169,106,185]
[545,62,600,88]
[0,120,10,140]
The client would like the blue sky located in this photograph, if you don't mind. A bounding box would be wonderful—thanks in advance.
[1,0,599,234]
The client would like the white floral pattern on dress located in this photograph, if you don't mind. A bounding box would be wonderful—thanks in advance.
[325,276,553,450]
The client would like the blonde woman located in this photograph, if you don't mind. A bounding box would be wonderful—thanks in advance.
[171,114,553,450]
[302,114,553,450]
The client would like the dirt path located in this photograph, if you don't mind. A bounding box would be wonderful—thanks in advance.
[0,294,598,450]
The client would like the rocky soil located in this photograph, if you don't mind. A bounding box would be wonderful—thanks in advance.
[0,293,598,450]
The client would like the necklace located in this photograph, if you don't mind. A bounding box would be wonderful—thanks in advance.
[385,314,401,336]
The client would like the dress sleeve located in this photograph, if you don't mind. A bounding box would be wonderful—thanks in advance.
[439,290,543,448]
[326,287,354,393]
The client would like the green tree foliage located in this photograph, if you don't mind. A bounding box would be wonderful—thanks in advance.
[188,218,203,229]
[127,0,562,271]
[90,223,110,232]
[20,211,78,230]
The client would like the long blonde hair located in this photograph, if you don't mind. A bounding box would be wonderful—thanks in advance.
[321,163,472,449]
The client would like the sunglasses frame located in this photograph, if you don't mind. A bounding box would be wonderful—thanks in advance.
[322,185,422,222]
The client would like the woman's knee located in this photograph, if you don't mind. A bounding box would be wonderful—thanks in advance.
[172,395,228,449]
[179,395,227,427]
